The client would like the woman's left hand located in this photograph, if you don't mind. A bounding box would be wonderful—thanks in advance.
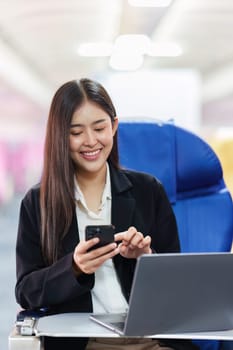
[114,226,152,259]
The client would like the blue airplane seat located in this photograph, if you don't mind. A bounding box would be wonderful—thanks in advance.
[118,119,233,350]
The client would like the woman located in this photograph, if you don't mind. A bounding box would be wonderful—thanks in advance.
[15,78,199,350]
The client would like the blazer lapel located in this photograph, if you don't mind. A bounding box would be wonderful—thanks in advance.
[110,164,136,232]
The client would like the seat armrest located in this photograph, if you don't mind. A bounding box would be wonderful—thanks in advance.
[16,308,48,336]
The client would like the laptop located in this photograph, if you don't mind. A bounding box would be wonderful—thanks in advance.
[90,252,233,336]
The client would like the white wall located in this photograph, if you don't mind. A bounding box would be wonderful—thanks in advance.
[99,69,202,131]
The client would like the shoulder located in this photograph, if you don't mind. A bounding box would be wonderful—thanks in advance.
[21,183,41,210]
[121,168,171,204]
[23,183,40,199]
[120,168,161,188]
[17,184,41,230]
[109,162,163,191]
[117,168,167,200]
[118,168,173,219]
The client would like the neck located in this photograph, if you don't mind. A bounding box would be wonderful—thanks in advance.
[76,164,107,191]
[75,164,108,213]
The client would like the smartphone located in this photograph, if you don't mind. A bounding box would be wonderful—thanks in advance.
[85,225,115,251]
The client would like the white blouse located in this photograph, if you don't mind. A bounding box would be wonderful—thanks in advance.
[74,163,128,313]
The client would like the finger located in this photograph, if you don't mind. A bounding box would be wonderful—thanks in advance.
[74,240,117,272]
[115,227,137,244]
[93,246,119,266]
[125,226,138,242]
[77,237,100,253]
[83,246,120,274]
[114,231,127,242]
[129,232,144,248]
[118,243,128,255]
[138,235,151,249]
[87,242,117,259]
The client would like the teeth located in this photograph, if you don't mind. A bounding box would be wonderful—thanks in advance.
[82,150,99,156]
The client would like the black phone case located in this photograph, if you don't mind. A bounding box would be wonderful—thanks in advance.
[85,225,115,250]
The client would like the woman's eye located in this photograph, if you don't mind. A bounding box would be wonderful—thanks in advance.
[71,131,82,136]
[95,128,104,132]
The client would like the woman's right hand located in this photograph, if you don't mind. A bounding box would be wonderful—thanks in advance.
[73,238,119,275]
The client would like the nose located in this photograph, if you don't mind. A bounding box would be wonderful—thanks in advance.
[84,129,97,147]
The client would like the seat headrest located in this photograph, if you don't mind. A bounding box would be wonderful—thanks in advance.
[175,126,223,196]
[118,120,224,203]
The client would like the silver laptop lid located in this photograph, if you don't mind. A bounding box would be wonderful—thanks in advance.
[124,253,233,336]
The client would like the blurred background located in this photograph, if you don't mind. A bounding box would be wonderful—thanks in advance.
[1,0,233,348]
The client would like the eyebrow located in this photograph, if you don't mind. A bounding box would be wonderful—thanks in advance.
[70,118,107,128]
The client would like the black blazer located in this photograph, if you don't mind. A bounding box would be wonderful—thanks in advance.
[15,165,198,350]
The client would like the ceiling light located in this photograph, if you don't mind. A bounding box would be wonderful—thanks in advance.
[77,42,113,57]
[147,42,183,57]
[114,34,151,55]
[128,0,172,7]
[109,52,144,71]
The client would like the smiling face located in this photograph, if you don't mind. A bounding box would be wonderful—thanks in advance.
[69,100,118,179]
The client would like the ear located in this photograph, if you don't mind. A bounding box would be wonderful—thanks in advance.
[112,117,118,136]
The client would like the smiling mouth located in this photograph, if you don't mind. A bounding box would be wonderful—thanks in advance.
[82,149,100,156]
[80,149,101,159]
